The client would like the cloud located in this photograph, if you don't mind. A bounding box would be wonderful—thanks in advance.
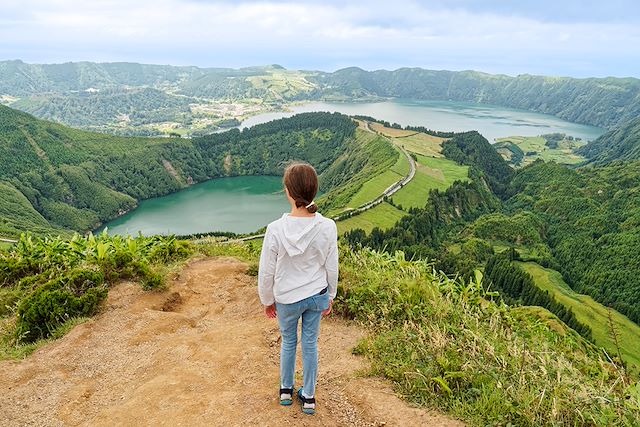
[0,0,638,77]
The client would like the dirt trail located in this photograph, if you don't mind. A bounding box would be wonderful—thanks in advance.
[1,257,463,426]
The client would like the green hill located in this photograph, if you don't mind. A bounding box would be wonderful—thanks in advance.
[312,67,640,128]
[518,261,640,370]
[504,161,640,325]
[1,105,394,236]
[11,88,197,130]
[578,116,640,164]
[3,60,640,131]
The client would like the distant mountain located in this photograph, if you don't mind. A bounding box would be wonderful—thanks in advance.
[577,116,640,164]
[2,60,640,131]
[312,67,640,129]
[11,87,196,128]
[0,60,309,98]
[0,60,319,136]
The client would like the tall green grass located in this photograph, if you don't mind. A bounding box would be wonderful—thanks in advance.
[337,246,639,426]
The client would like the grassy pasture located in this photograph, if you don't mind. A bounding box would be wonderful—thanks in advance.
[495,135,587,167]
[394,133,446,157]
[346,146,409,208]
[517,261,640,372]
[246,71,315,99]
[370,122,417,138]
[337,202,406,234]
[391,156,469,209]
[371,122,446,157]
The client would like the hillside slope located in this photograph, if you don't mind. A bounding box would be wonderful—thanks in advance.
[0,105,363,236]
[504,161,640,325]
[3,60,640,129]
[313,68,640,128]
[577,116,640,164]
[0,256,460,427]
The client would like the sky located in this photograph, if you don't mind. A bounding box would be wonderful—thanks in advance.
[1,0,639,77]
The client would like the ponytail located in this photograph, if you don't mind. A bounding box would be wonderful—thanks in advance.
[283,162,319,213]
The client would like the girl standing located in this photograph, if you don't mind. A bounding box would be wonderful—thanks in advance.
[258,162,338,415]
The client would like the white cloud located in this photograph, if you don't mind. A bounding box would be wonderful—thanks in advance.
[0,0,638,76]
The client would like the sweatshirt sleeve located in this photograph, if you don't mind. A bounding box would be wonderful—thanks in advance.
[258,226,278,306]
[326,222,339,300]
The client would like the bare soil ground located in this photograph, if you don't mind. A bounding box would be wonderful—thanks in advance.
[1,257,463,427]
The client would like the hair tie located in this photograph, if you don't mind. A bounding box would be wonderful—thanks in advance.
[305,201,315,208]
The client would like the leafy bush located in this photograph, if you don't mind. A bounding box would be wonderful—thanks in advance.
[16,271,107,342]
[0,287,23,317]
[1,232,192,344]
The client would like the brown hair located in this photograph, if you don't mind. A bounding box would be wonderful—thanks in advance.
[283,162,319,214]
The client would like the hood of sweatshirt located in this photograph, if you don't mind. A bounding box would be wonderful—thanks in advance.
[279,212,325,257]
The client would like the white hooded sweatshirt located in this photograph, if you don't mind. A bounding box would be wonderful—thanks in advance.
[258,212,338,305]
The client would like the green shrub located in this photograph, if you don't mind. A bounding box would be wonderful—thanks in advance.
[0,233,193,345]
[0,288,24,317]
[16,279,107,343]
[246,262,259,276]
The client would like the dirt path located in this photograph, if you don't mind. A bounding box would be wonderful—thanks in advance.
[0,257,462,427]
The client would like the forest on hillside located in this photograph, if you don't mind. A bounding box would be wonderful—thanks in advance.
[0,107,360,236]
[345,129,640,340]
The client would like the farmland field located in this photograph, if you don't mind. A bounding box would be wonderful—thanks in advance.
[393,133,446,157]
[495,135,587,167]
[337,202,406,234]
[370,122,417,137]
[391,156,469,209]
[346,146,409,208]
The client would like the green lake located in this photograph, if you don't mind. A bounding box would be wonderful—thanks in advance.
[103,100,606,236]
[100,176,289,236]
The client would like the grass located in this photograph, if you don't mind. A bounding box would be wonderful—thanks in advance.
[0,316,89,360]
[495,136,587,167]
[346,146,408,208]
[370,122,417,138]
[246,71,315,100]
[336,202,406,234]
[517,261,640,372]
[371,122,446,157]
[394,133,446,157]
[391,156,469,209]
[320,130,399,216]
[338,246,638,426]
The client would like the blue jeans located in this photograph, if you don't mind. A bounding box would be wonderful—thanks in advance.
[276,290,330,398]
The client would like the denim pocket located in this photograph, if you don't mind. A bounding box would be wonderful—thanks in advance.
[313,292,330,312]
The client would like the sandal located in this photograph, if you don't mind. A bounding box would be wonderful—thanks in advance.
[297,388,316,415]
[279,387,294,406]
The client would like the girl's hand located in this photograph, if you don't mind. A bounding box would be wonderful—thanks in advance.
[322,299,333,317]
[264,303,277,318]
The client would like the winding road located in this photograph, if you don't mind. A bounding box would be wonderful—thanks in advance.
[224,120,417,243]
[0,121,416,246]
